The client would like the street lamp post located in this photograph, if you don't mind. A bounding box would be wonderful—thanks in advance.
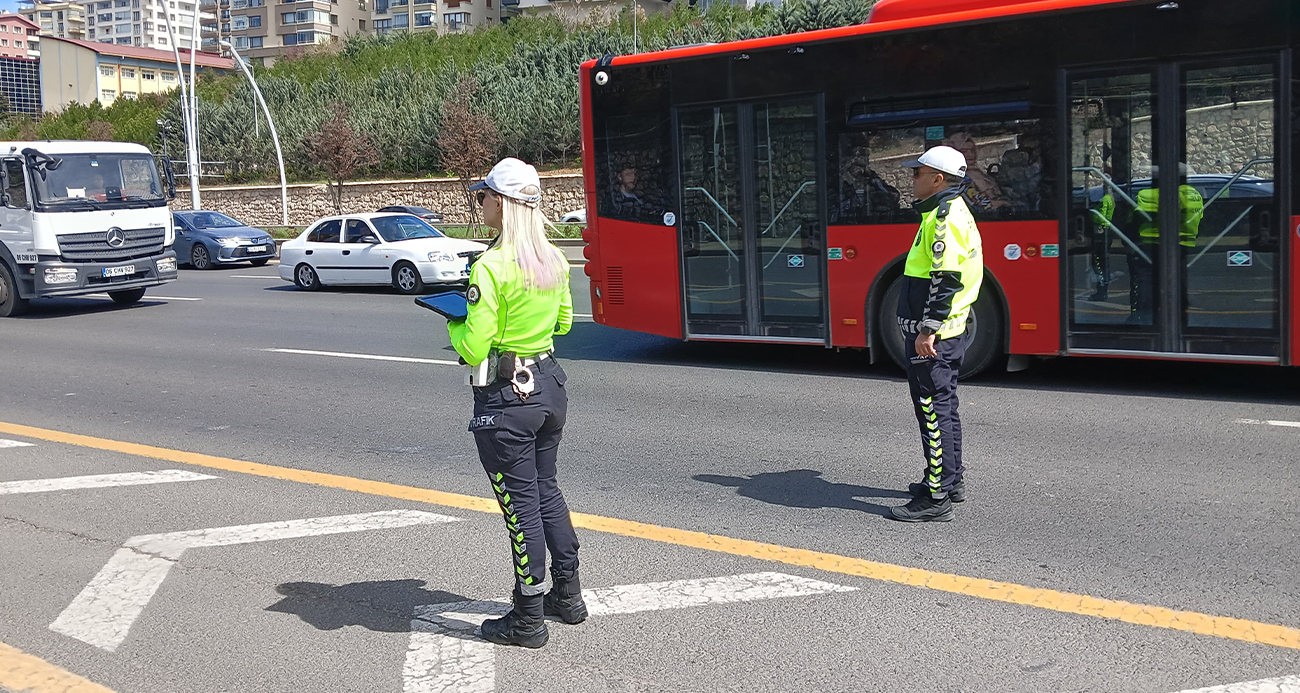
[157,0,200,209]
[222,41,288,227]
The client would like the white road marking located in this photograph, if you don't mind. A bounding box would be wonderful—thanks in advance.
[264,348,461,367]
[85,293,203,301]
[0,469,217,496]
[403,572,853,692]
[50,509,462,651]
[0,439,36,449]
[1169,675,1300,692]
[1236,418,1300,429]
[230,275,281,278]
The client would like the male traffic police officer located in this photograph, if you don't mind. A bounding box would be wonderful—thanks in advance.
[891,145,984,523]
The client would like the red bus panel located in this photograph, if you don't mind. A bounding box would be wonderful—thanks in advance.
[827,221,1060,354]
[585,219,683,339]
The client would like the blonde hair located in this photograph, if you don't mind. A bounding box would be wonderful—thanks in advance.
[496,188,566,292]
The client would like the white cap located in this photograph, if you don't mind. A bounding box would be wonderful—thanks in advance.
[902,145,969,179]
[470,157,543,206]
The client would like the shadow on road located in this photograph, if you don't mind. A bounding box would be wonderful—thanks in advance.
[266,579,471,632]
[694,469,910,519]
[12,298,168,320]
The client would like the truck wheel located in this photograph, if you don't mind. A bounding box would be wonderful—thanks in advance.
[877,275,1004,379]
[191,244,212,270]
[109,288,146,305]
[0,263,30,317]
[294,263,322,290]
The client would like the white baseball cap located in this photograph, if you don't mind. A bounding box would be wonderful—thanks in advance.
[470,157,543,205]
[902,146,969,179]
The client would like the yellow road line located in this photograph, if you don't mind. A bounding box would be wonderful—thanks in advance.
[3,420,1298,652]
[0,640,115,693]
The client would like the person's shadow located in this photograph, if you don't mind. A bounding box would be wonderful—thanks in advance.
[265,579,472,633]
[694,469,910,518]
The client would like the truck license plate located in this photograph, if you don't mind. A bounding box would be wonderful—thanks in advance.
[102,265,135,278]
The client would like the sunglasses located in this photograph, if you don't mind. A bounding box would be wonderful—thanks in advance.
[476,190,488,206]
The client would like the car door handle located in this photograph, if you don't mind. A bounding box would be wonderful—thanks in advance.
[305,250,313,255]
[342,250,351,255]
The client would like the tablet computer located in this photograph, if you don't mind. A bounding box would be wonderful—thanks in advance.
[415,291,468,321]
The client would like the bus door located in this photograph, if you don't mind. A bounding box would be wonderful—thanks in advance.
[675,97,828,342]
[1065,58,1285,360]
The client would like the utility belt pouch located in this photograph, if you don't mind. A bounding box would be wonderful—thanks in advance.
[466,350,498,387]
[496,351,517,381]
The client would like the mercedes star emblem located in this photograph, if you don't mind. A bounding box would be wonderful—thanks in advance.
[106,227,126,248]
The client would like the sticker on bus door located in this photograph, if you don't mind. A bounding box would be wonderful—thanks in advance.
[788,255,804,268]
[1228,250,1253,267]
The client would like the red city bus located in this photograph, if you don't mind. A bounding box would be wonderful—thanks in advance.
[578,0,1299,376]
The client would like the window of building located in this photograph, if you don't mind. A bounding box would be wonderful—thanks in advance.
[142,70,156,80]
[15,40,23,47]
[330,13,337,23]
[180,2,195,10]
[39,11,52,18]
[116,22,129,32]
[221,22,230,31]
[392,12,406,27]
[88,16,95,25]
[232,15,246,28]
[101,88,116,100]
[133,23,140,32]
[133,36,141,45]
[248,14,261,26]
[249,35,262,47]
[357,18,365,28]
[120,67,135,78]
[122,90,136,98]
[372,17,389,32]
[100,64,116,76]
[100,12,113,20]
[280,11,294,22]
[442,11,468,28]
[157,36,166,44]
[161,70,175,81]
[57,10,64,19]
[134,10,141,19]
[282,32,296,44]
[413,10,431,25]
[114,10,129,20]
[0,24,7,32]
[357,0,366,10]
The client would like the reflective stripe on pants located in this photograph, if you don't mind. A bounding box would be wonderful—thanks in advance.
[904,329,969,498]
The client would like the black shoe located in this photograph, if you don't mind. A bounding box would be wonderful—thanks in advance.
[481,588,549,648]
[890,494,954,522]
[543,569,588,625]
[909,479,966,503]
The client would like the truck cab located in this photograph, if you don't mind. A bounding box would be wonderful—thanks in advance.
[0,140,179,317]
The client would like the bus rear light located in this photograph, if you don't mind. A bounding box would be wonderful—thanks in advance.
[844,248,857,259]
[1026,246,1039,257]
[1020,323,1038,331]
[842,318,858,325]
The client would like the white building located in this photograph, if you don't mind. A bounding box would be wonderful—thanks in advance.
[81,0,215,51]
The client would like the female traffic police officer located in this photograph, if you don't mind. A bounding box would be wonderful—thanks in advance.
[449,157,586,648]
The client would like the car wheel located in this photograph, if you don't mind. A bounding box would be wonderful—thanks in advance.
[0,262,30,317]
[877,275,1003,380]
[250,258,270,267]
[294,263,323,290]
[392,261,424,295]
[191,244,212,270]
[108,288,146,305]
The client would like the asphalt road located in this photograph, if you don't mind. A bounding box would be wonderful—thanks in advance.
[1,258,1298,693]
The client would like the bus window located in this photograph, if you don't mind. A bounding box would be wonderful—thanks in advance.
[594,112,672,225]
[833,103,1051,224]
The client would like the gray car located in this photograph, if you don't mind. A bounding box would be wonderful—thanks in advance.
[172,211,277,270]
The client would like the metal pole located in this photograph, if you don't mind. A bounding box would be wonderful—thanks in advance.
[187,4,201,208]
[632,0,637,53]
[223,41,288,227]
[158,0,197,207]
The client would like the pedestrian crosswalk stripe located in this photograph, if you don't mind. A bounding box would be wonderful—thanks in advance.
[0,439,35,449]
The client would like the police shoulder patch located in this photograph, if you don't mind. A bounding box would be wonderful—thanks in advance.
[467,284,481,305]
[932,240,946,257]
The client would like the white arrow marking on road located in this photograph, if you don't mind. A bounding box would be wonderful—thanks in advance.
[1236,418,1300,429]
[0,439,36,449]
[0,469,217,495]
[50,509,462,651]
[403,572,855,693]
[264,348,461,367]
[1169,675,1300,693]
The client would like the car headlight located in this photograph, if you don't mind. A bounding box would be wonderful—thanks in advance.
[216,237,240,248]
[157,257,177,273]
[428,251,455,263]
[44,267,78,285]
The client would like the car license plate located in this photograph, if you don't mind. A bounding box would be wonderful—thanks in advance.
[102,265,135,278]
[247,245,267,254]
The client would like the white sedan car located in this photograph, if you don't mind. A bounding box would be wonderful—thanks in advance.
[279,213,488,294]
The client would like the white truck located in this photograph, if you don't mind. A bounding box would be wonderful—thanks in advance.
[0,140,179,317]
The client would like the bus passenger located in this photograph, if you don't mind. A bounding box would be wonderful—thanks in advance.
[892,146,984,523]
[610,166,645,219]
[947,131,1010,212]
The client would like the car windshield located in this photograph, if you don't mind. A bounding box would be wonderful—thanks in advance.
[186,212,245,229]
[30,153,166,209]
[371,215,444,242]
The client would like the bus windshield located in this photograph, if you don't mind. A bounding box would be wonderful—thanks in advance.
[30,153,166,211]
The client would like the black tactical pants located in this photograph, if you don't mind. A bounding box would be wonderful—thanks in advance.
[470,358,580,595]
[904,328,970,499]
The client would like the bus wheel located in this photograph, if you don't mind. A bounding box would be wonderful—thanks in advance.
[877,276,1004,379]
[0,262,30,317]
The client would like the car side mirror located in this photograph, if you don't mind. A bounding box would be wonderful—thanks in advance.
[361,235,380,244]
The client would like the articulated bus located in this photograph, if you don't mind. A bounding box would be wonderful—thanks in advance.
[578,0,1299,376]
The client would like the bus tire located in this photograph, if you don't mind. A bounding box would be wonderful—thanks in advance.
[877,275,1003,379]
[0,262,30,317]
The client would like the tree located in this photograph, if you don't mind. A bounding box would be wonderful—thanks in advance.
[305,101,377,214]
[437,75,500,227]
[0,91,10,118]
[87,120,115,141]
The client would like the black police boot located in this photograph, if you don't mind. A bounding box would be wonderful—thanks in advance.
[909,478,966,503]
[543,569,588,625]
[889,493,954,522]
[481,587,549,648]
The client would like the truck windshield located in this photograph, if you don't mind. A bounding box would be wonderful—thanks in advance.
[30,153,165,210]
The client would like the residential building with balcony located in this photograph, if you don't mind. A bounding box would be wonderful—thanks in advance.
[226,0,366,66]
[18,0,86,39]
[39,35,232,111]
[0,13,42,59]
[367,0,503,36]
[78,0,216,52]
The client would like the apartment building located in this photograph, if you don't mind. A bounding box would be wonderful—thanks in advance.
[19,0,86,39]
[224,0,367,66]
[39,35,232,111]
[0,13,42,59]
[78,0,215,52]
[367,0,505,37]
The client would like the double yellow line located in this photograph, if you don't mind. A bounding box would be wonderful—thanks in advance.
[2,419,1297,692]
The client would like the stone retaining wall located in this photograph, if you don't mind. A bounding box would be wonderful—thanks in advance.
[172,174,586,227]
